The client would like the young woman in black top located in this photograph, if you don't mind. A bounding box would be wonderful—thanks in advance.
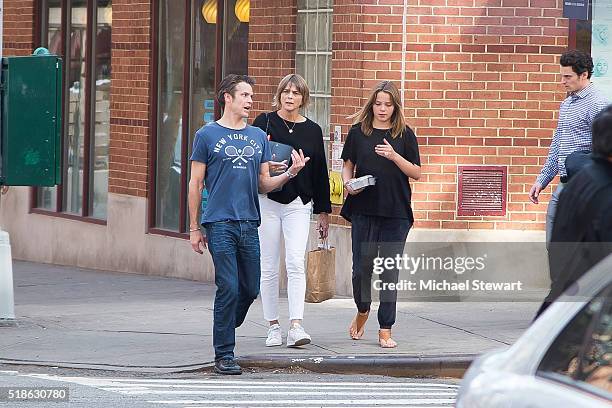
[341,81,421,348]
[252,74,332,348]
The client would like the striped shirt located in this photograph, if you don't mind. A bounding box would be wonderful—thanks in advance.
[536,83,609,188]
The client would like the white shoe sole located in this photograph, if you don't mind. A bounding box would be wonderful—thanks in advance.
[265,340,282,347]
[287,337,311,347]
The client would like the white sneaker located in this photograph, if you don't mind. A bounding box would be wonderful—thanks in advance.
[265,324,282,347]
[287,324,311,347]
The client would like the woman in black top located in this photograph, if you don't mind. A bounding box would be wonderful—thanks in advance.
[252,74,332,348]
[341,80,421,348]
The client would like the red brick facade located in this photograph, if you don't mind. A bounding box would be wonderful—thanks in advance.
[3,0,35,56]
[3,0,571,232]
[249,0,297,114]
[108,0,152,198]
[249,0,569,230]
[405,0,567,231]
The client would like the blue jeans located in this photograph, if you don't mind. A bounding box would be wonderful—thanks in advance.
[205,220,261,361]
[351,215,412,329]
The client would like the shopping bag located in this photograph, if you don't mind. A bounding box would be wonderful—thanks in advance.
[305,239,336,303]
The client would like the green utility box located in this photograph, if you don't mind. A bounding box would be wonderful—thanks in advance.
[0,55,62,186]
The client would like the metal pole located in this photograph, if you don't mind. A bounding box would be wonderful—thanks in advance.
[0,0,16,326]
[0,228,15,324]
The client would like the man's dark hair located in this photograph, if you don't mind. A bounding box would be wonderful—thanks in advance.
[592,104,612,157]
[216,74,255,108]
[560,50,594,79]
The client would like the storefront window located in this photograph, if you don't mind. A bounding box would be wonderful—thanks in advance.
[154,0,248,233]
[187,0,218,231]
[592,0,612,98]
[155,0,186,230]
[91,0,112,219]
[64,0,87,215]
[37,0,62,210]
[36,0,112,220]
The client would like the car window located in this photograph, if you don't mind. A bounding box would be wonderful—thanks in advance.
[537,285,611,399]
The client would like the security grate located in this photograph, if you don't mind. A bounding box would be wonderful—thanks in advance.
[457,166,507,216]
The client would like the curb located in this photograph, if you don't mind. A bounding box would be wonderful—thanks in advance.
[1,355,476,378]
[237,354,475,378]
[0,358,215,374]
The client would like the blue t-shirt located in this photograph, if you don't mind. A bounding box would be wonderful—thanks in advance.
[190,122,271,225]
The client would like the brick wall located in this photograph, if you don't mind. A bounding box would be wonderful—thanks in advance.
[3,0,35,56]
[406,0,567,230]
[108,0,152,198]
[249,0,297,115]
[4,1,570,232]
[325,0,567,230]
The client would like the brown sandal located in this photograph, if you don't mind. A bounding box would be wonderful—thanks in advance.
[349,311,369,340]
[379,329,397,348]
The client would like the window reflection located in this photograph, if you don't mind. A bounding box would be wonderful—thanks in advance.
[91,1,112,219]
[155,0,249,232]
[537,286,612,396]
[64,1,88,215]
[37,0,62,210]
[222,0,249,77]
[156,0,185,230]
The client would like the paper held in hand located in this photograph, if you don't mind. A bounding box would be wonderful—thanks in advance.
[347,175,376,190]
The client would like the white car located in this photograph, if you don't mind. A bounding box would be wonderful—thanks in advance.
[456,253,612,407]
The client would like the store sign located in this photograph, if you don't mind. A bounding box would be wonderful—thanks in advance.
[563,0,589,20]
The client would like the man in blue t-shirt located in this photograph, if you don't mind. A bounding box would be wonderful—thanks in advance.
[188,74,310,375]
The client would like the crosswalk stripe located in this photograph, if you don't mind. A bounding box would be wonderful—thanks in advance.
[25,376,458,388]
[102,389,455,396]
[96,384,456,391]
[148,399,456,405]
[21,373,457,407]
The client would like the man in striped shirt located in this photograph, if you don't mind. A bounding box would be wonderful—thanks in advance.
[529,50,609,244]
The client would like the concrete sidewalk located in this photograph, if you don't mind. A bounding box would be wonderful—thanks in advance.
[0,261,541,377]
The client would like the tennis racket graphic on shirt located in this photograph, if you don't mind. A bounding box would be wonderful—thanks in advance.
[225,145,255,163]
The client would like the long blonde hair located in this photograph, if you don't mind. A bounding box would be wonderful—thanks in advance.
[349,81,406,138]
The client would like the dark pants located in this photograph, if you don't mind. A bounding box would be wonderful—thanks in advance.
[351,215,412,329]
[205,220,261,361]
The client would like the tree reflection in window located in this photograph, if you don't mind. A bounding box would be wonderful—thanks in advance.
[537,286,612,396]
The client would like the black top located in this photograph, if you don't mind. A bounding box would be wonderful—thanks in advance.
[547,157,612,303]
[340,124,421,222]
[252,111,332,214]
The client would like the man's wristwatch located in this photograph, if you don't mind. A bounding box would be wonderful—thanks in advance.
[285,170,297,179]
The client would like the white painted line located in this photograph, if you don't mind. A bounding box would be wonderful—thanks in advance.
[182,406,453,408]
[118,390,456,396]
[147,399,456,405]
[29,376,458,388]
[96,383,457,391]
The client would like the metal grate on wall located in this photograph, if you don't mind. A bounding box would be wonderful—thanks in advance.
[457,166,507,216]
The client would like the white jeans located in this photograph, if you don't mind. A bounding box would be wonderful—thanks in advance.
[259,195,312,322]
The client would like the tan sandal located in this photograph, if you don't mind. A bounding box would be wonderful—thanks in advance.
[349,311,369,340]
[379,329,397,348]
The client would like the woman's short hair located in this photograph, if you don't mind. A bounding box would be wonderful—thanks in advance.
[272,74,310,109]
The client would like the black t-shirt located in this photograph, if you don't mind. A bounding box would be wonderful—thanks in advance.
[340,124,420,222]
[252,111,332,214]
